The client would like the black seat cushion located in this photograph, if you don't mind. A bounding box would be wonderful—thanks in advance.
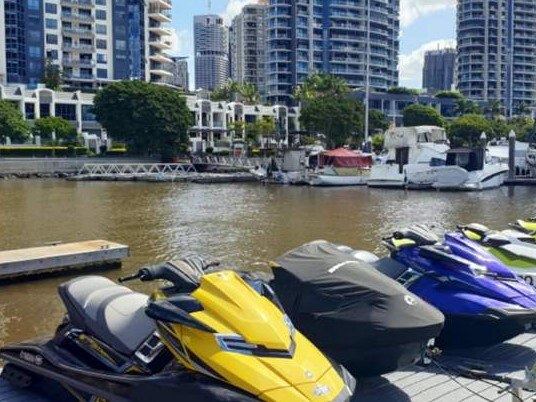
[59,276,156,355]
[396,226,439,247]
[372,258,409,280]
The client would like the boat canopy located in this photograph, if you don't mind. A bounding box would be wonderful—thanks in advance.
[319,148,372,168]
[446,148,484,171]
[384,126,448,149]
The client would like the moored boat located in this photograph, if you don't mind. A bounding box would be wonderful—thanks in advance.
[307,148,372,186]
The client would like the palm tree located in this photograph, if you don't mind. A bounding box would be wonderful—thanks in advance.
[455,98,482,115]
[294,73,350,101]
[485,99,504,119]
[237,82,259,105]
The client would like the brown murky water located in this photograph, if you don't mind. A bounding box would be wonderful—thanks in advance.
[0,180,535,346]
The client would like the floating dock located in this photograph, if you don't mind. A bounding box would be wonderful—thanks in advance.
[2,331,536,401]
[0,240,129,280]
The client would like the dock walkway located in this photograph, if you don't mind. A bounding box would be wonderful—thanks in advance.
[3,332,536,401]
[0,240,129,280]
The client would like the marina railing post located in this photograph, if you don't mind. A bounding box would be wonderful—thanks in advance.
[509,130,516,182]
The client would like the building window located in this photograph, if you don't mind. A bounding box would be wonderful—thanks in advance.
[46,50,59,60]
[96,10,106,20]
[25,103,36,120]
[46,34,58,45]
[27,0,39,10]
[96,54,107,63]
[116,40,126,51]
[29,46,41,58]
[96,0,106,4]
[45,3,57,13]
[55,104,77,121]
[45,18,58,29]
[97,69,107,79]
[96,24,107,35]
[96,39,107,49]
[82,105,96,121]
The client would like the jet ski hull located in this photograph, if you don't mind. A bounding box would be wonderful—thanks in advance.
[0,340,258,402]
[438,309,535,348]
[326,341,427,377]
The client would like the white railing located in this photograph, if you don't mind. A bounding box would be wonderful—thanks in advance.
[78,163,197,176]
[192,156,282,168]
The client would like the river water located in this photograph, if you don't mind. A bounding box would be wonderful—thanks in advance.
[0,180,535,346]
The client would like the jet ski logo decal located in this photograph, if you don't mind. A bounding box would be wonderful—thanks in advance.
[19,351,43,366]
[328,261,360,274]
[313,384,331,397]
[404,295,417,306]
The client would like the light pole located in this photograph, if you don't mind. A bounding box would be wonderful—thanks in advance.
[364,0,371,147]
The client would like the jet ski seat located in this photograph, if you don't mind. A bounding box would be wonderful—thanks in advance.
[461,223,491,239]
[58,276,156,355]
[373,257,409,280]
[394,226,439,247]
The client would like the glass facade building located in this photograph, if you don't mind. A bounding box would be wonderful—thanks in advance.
[266,0,400,105]
[457,0,536,116]
[4,0,44,88]
[0,0,173,89]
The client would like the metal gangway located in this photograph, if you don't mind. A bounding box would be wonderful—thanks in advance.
[76,163,197,180]
[191,156,282,169]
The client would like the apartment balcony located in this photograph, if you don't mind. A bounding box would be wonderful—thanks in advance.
[149,0,172,10]
[149,26,173,36]
[150,69,173,77]
[63,59,95,68]
[61,0,92,8]
[62,44,95,52]
[61,12,94,23]
[63,28,94,38]
[150,54,173,64]
[149,39,172,50]
[148,9,172,23]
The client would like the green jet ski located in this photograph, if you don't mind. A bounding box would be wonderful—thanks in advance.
[458,223,536,284]
[511,217,536,238]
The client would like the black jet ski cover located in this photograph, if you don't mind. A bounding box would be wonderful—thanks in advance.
[272,241,444,375]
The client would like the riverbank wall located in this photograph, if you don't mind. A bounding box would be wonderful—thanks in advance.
[0,157,158,178]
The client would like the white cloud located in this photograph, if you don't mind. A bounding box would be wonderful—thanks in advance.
[168,28,192,57]
[222,0,259,23]
[400,0,456,28]
[399,39,456,88]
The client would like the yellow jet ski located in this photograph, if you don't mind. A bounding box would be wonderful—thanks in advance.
[1,258,355,402]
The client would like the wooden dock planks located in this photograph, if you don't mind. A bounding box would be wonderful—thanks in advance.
[0,240,129,280]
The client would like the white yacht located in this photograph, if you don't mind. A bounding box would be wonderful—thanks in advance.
[432,148,509,191]
[368,126,450,189]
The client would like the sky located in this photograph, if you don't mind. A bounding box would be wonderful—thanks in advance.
[169,0,457,90]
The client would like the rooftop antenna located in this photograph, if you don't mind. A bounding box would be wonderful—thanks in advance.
[208,0,212,11]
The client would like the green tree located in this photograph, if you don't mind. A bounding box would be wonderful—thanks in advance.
[93,81,192,157]
[211,80,239,102]
[32,116,75,141]
[485,99,504,119]
[514,101,531,117]
[510,116,535,142]
[489,118,511,138]
[387,87,420,96]
[300,96,364,147]
[448,114,493,147]
[245,122,260,146]
[403,104,446,127]
[369,110,390,133]
[237,82,259,104]
[0,100,29,143]
[371,134,385,153]
[455,98,482,115]
[294,73,350,101]
[434,90,464,99]
[43,59,62,90]
[229,120,246,141]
